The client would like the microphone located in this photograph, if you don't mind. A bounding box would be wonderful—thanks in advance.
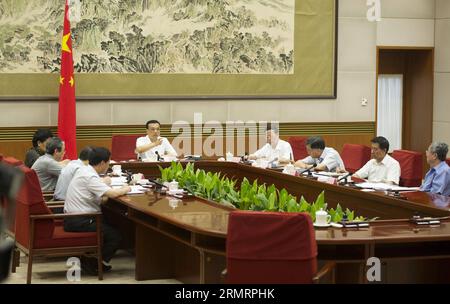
[337,172,352,184]
[299,163,317,177]
[154,151,163,162]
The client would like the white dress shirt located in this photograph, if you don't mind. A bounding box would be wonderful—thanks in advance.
[301,147,345,172]
[136,136,177,160]
[354,154,401,184]
[253,139,293,161]
[54,159,84,200]
[64,165,111,213]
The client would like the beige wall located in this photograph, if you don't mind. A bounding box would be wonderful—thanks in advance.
[434,0,450,144]
[0,0,440,128]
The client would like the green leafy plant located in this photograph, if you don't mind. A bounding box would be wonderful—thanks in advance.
[159,162,367,222]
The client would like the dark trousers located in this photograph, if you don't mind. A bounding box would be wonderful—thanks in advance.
[63,216,121,263]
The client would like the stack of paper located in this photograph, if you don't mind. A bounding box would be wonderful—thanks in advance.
[355,182,420,191]
[111,176,128,186]
[127,185,146,194]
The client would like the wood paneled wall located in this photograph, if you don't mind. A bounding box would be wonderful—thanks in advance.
[0,122,375,161]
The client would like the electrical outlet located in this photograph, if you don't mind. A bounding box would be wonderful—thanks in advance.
[361,98,368,106]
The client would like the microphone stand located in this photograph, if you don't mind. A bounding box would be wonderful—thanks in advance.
[337,172,352,185]
[155,151,163,162]
[298,164,317,178]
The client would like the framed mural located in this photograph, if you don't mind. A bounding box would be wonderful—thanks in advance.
[0,0,337,99]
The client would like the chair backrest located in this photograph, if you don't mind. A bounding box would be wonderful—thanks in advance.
[341,144,372,173]
[111,134,141,161]
[392,149,423,187]
[288,136,308,161]
[226,211,317,284]
[15,165,54,249]
[446,158,450,167]
[0,153,3,161]
[2,156,23,167]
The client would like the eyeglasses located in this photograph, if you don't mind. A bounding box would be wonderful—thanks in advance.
[148,128,160,131]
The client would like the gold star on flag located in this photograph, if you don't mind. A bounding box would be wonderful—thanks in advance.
[61,32,72,53]
[69,76,74,87]
[59,76,64,85]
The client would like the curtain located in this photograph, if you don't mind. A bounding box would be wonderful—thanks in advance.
[377,75,403,152]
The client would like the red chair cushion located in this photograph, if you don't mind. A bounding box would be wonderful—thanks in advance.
[2,156,23,166]
[288,136,308,161]
[226,211,317,284]
[111,134,141,161]
[34,226,97,249]
[341,144,372,173]
[392,150,423,187]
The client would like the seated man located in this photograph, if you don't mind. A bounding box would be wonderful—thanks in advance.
[64,147,131,274]
[54,146,93,201]
[420,142,450,196]
[353,136,400,185]
[24,128,54,168]
[294,136,345,172]
[249,124,293,164]
[135,120,177,160]
[31,137,67,191]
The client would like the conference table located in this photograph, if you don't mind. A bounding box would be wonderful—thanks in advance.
[105,160,450,283]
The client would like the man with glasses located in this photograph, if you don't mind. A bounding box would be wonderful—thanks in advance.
[420,142,450,196]
[353,136,400,185]
[295,136,345,172]
[135,120,177,161]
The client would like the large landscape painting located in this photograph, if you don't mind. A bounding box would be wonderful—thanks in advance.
[0,0,295,74]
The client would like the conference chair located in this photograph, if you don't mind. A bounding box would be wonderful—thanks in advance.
[225,211,335,284]
[341,144,371,173]
[392,150,423,187]
[13,165,103,283]
[288,136,308,161]
[2,156,23,167]
[111,134,141,161]
[446,158,450,167]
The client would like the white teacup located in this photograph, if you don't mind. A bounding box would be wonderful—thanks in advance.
[132,173,144,183]
[283,164,296,175]
[169,180,179,192]
[315,208,331,225]
[226,152,234,161]
[112,165,122,175]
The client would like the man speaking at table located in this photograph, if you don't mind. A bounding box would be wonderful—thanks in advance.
[135,120,177,161]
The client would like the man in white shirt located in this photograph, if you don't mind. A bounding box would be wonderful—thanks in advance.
[54,146,93,200]
[295,136,345,172]
[353,136,401,185]
[249,124,293,164]
[135,120,177,161]
[64,147,131,275]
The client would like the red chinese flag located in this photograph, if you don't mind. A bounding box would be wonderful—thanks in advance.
[58,0,77,159]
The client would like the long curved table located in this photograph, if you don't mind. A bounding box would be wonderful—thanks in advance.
[106,161,450,283]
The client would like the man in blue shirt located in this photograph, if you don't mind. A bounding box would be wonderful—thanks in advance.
[420,142,450,196]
